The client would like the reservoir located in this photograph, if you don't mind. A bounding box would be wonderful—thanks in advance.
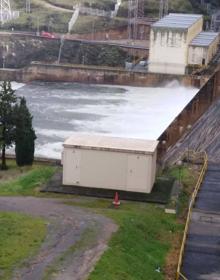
[15,82,198,159]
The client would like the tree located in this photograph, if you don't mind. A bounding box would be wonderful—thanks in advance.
[0,81,17,170]
[15,97,36,166]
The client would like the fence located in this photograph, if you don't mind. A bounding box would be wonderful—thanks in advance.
[176,150,208,280]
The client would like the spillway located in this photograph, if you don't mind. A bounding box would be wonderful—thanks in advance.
[15,82,198,159]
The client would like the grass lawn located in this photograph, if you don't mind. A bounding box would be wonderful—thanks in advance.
[0,160,56,196]
[70,200,183,280]
[64,164,197,280]
[0,212,46,280]
[0,160,198,279]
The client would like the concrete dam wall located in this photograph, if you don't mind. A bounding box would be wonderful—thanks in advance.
[157,70,220,162]
[0,62,195,87]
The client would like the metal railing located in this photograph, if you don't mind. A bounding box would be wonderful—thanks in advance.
[176,150,208,280]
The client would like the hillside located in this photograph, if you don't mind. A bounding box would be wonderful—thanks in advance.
[2,0,204,34]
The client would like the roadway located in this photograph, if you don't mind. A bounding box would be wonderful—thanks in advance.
[0,31,149,50]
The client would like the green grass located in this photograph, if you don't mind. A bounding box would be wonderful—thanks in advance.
[0,212,46,280]
[7,0,197,34]
[0,161,197,279]
[44,0,116,11]
[72,16,127,34]
[0,164,56,196]
[165,165,197,215]
[65,199,183,280]
[63,165,198,280]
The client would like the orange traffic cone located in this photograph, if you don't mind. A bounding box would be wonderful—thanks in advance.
[113,192,120,207]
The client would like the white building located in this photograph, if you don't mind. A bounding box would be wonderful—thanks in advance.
[62,134,158,194]
[149,13,204,75]
[188,32,219,66]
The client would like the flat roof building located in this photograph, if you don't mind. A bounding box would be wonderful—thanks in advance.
[152,13,203,29]
[62,134,158,193]
[188,32,219,66]
[149,13,204,74]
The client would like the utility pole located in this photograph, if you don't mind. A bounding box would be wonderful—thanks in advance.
[211,13,216,31]
[159,0,169,19]
[0,0,12,24]
[26,0,31,13]
[36,15,40,35]
[164,0,168,16]
[128,0,145,41]
[57,35,65,64]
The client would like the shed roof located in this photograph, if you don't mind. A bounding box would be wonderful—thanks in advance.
[189,32,219,47]
[63,133,158,155]
[152,13,203,30]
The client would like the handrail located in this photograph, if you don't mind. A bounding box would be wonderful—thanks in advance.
[176,150,208,280]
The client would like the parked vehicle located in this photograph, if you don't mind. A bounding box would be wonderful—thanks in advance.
[41,31,55,39]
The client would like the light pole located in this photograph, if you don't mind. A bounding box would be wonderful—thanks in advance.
[177,160,182,187]
[2,55,5,68]
[36,16,40,36]
[187,124,192,162]
[162,139,166,155]
[57,35,65,64]
[26,0,31,13]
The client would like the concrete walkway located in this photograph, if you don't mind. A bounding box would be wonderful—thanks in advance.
[182,164,220,280]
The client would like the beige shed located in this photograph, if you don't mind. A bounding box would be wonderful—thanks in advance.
[62,134,158,193]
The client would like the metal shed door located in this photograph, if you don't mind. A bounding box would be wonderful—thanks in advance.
[64,149,81,185]
[127,154,148,192]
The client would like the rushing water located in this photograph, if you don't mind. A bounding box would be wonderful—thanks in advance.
[14,81,198,159]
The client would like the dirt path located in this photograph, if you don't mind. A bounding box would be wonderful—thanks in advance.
[33,0,73,12]
[0,197,117,280]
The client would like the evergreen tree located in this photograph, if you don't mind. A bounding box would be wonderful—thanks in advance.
[15,97,36,166]
[0,81,17,170]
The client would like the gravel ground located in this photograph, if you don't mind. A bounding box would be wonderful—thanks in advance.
[0,197,117,280]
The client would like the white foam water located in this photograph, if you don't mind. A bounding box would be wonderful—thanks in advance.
[14,82,198,159]
[0,81,25,90]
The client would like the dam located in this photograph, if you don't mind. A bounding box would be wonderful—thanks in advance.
[15,81,198,159]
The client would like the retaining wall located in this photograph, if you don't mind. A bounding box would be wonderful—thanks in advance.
[15,63,193,87]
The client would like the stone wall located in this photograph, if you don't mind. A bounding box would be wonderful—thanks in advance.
[0,68,21,81]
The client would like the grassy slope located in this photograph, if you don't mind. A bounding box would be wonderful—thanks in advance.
[7,0,197,34]
[44,0,116,10]
[119,0,193,17]
[9,0,220,34]
[8,0,72,33]
[0,162,54,279]
[0,161,197,279]
[80,201,182,280]
[0,161,56,196]
[0,212,46,280]
[64,165,197,280]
